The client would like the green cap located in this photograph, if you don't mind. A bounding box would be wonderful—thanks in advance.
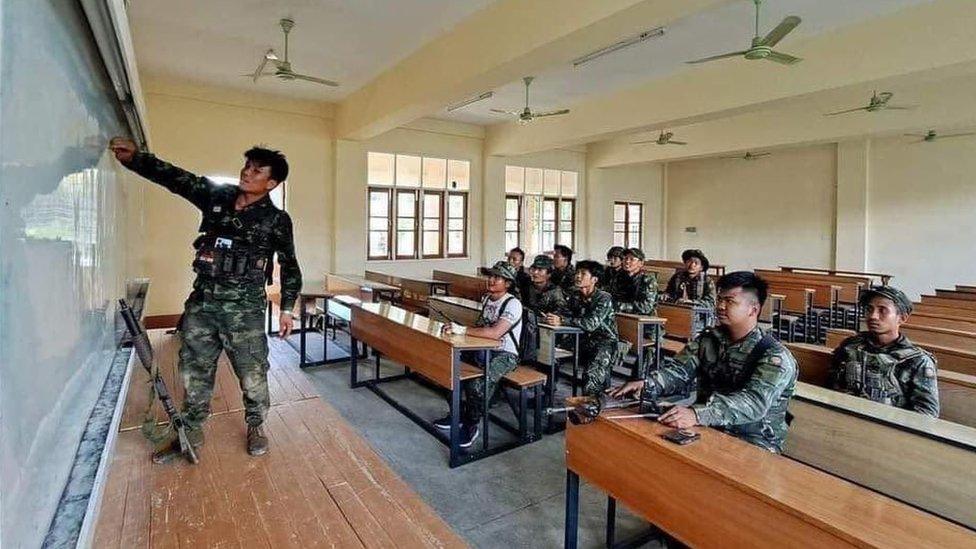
[530,254,554,270]
[606,246,626,259]
[624,247,645,261]
[487,260,518,282]
[859,285,913,315]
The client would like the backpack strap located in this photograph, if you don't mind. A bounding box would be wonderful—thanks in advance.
[497,295,523,350]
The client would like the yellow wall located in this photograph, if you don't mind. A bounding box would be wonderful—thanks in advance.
[138,79,334,316]
[586,162,664,259]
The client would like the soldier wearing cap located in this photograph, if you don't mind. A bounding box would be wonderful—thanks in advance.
[612,247,657,315]
[662,249,716,307]
[506,246,531,299]
[599,246,626,294]
[435,261,523,448]
[523,255,567,317]
[545,261,622,396]
[830,286,940,417]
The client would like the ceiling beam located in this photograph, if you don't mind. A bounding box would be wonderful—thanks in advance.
[485,0,976,156]
[588,62,976,167]
[334,0,730,141]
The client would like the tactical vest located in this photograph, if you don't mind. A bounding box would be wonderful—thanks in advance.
[843,339,926,405]
[191,200,280,285]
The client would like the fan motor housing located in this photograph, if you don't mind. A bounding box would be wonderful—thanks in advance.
[744,46,772,60]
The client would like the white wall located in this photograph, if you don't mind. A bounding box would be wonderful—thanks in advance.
[868,134,976,298]
[664,144,837,272]
[586,162,664,260]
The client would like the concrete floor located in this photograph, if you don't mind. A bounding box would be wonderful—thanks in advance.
[273,332,660,548]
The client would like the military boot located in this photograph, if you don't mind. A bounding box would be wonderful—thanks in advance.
[247,424,268,456]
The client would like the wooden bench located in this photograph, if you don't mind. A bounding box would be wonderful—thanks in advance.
[908,312,976,332]
[459,362,547,440]
[432,270,486,301]
[645,258,726,277]
[779,265,892,285]
[902,323,976,354]
[936,288,976,301]
[826,328,976,377]
[325,273,400,303]
[913,302,976,320]
[956,284,976,293]
[785,342,976,428]
[757,268,869,305]
[920,295,976,310]
[765,283,815,342]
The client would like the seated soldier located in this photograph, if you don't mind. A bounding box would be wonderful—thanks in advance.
[612,247,657,315]
[507,246,531,299]
[611,272,798,453]
[545,261,621,397]
[662,248,716,307]
[434,261,522,448]
[523,254,567,317]
[599,246,625,293]
[551,244,576,293]
[830,286,939,417]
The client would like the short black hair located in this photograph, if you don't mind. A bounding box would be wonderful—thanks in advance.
[717,271,768,307]
[509,247,525,260]
[244,146,289,183]
[575,260,604,281]
[606,246,625,259]
[553,244,574,261]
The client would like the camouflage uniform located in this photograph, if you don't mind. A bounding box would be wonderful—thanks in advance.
[124,153,302,430]
[522,282,567,317]
[598,267,622,295]
[830,333,940,417]
[561,289,621,396]
[461,288,522,424]
[663,270,716,307]
[646,326,797,453]
[551,264,577,294]
[613,271,658,315]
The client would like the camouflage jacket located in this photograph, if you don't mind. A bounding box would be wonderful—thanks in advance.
[561,289,619,345]
[830,333,940,417]
[597,267,622,295]
[663,270,716,307]
[124,153,302,312]
[551,265,577,294]
[612,271,658,315]
[522,282,567,317]
[647,326,798,453]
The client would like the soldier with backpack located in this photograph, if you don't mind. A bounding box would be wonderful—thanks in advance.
[434,261,523,448]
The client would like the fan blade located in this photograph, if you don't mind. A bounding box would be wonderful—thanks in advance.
[884,105,917,111]
[766,50,801,65]
[825,106,868,116]
[686,50,747,64]
[938,132,976,140]
[903,133,927,137]
[489,109,520,116]
[532,109,570,118]
[290,73,339,87]
[668,140,688,145]
[251,54,270,83]
[631,140,657,145]
[761,16,801,47]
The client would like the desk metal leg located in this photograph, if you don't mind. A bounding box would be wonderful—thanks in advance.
[606,496,617,548]
[482,349,490,451]
[573,334,581,396]
[565,470,580,549]
[350,336,359,388]
[449,350,462,468]
[299,297,308,368]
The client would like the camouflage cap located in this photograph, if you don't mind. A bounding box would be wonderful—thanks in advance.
[530,254,554,270]
[487,260,518,282]
[624,247,646,261]
[859,285,913,315]
[606,246,626,259]
[681,248,710,271]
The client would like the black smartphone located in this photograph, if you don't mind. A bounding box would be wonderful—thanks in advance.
[662,428,701,445]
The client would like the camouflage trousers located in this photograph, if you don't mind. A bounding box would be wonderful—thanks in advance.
[580,339,621,397]
[179,294,270,430]
[459,350,519,424]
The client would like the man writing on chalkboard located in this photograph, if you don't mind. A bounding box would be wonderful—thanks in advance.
[110,137,302,461]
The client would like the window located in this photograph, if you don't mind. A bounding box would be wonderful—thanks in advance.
[368,152,469,260]
[504,165,578,256]
[613,201,643,249]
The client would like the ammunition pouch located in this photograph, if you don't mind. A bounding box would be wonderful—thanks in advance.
[192,234,270,284]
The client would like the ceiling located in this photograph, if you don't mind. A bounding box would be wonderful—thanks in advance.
[127,0,495,101]
[440,0,932,125]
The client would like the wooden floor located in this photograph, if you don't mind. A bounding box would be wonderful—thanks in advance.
[95,330,466,548]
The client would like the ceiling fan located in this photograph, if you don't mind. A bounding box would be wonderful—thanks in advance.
[490,76,569,124]
[905,129,976,143]
[722,151,770,161]
[825,91,914,116]
[687,0,802,66]
[246,18,339,87]
[633,131,688,146]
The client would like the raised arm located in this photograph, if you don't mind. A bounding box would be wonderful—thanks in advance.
[111,137,218,211]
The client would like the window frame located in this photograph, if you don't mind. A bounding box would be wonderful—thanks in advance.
[367,188,393,261]
[613,201,643,250]
[446,191,468,258]
[505,194,522,253]
[421,190,445,259]
[394,189,419,260]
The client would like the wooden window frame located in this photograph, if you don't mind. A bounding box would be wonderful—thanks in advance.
[446,191,468,258]
[505,194,522,251]
[394,189,419,260]
[558,198,576,248]
[421,190,445,259]
[367,188,393,261]
[613,201,643,250]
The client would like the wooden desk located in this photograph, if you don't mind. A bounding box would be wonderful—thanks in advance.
[325,273,401,302]
[914,302,976,320]
[615,314,666,380]
[432,270,486,301]
[537,323,582,413]
[350,302,512,467]
[922,295,976,311]
[957,284,976,293]
[937,289,976,302]
[910,312,976,332]
[827,328,976,377]
[427,295,482,326]
[564,410,975,548]
[294,293,368,368]
[779,265,892,285]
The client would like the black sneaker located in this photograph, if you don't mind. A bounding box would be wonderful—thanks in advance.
[432,414,454,430]
[459,423,480,449]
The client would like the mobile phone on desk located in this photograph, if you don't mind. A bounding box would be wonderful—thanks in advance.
[662,428,700,446]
